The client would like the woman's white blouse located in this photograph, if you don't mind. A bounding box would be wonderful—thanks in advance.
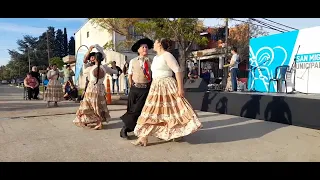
[151,51,181,79]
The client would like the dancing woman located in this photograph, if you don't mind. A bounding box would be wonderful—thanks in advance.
[132,38,202,146]
[73,46,118,130]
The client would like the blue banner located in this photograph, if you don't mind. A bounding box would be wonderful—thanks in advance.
[75,45,89,86]
[248,30,299,92]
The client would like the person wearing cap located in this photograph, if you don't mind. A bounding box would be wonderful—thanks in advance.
[119,38,153,139]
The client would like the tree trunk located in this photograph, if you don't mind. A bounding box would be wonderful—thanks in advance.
[178,48,188,82]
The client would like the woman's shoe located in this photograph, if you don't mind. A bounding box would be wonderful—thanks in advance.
[131,137,148,147]
[172,137,183,142]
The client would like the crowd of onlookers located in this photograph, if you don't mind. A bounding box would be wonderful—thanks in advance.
[22,64,79,101]
[20,60,130,101]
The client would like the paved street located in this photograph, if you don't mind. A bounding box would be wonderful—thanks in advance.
[1,84,320,162]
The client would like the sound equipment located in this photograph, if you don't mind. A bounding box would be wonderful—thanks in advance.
[184,78,208,92]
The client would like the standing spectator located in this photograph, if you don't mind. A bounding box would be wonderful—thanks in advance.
[30,66,40,99]
[63,64,75,84]
[200,68,210,84]
[111,61,123,95]
[122,61,129,96]
[225,47,240,92]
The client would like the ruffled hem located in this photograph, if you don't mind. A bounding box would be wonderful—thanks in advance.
[134,117,202,141]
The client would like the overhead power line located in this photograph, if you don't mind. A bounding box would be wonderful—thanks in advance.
[230,18,285,33]
[250,18,289,32]
[261,18,298,30]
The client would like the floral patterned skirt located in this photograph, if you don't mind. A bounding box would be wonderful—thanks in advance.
[43,79,64,102]
[73,83,110,126]
[134,77,202,141]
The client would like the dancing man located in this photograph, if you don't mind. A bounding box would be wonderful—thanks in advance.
[120,38,153,139]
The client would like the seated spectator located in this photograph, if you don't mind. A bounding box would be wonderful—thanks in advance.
[24,72,39,100]
[188,66,198,79]
[64,81,78,101]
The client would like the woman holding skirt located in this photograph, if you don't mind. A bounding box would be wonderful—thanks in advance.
[73,45,118,130]
[132,38,203,146]
[44,64,64,107]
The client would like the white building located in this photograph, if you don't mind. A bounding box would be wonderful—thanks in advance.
[74,19,156,92]
[74,19,127,91]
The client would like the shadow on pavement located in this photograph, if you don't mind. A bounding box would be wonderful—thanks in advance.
[185,117,288,144]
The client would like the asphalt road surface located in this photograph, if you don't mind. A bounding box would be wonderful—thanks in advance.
[1,84,320,162]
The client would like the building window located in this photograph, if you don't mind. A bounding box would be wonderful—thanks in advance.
[87,31,89,38]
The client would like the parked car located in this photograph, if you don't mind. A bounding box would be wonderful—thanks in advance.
[1,80,8,84]
[16,78,24,86]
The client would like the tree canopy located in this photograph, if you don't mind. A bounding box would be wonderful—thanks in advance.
[0,27,76,80]
[88,18,268,74]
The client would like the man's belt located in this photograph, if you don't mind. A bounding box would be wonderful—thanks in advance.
[132,82,150,88]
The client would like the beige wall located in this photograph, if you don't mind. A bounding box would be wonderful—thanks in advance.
[74,20,157,92]
[74,19,125,90]
[75,19,113,52]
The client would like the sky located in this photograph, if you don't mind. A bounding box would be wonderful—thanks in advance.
[1,18,320,66]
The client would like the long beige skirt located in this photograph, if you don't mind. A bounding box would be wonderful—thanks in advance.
[43,79,64,102]
[73,83,111,125]
[134,77,202,141]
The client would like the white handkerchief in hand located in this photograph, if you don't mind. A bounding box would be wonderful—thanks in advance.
[94,44,106,59]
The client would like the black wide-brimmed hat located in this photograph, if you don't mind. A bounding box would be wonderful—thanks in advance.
[131,38,154,52]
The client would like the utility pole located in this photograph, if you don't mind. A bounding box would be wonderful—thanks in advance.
[222,18,229,88]
[27,46,31,72]
[46,31,50,65]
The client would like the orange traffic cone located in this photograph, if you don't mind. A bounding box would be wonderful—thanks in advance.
[105,76,112,104]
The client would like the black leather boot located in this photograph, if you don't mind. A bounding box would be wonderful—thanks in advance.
[120,126,128,139]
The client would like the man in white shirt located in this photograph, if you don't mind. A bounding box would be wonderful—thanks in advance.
[226,47,240,91]
[110,61,122,95]
[120,38,153,139]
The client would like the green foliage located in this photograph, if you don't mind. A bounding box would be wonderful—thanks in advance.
[49,57,64,69]
[54,29,64,58]
[89,18,143,37]
[134,18,208,70]
[3,26,76,79]
[63,28,69,57]
[68,37,75,55]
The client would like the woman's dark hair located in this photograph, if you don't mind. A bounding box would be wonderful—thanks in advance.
[94,52,104,85]
[158,38,171,51]
[88,52,96,61]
